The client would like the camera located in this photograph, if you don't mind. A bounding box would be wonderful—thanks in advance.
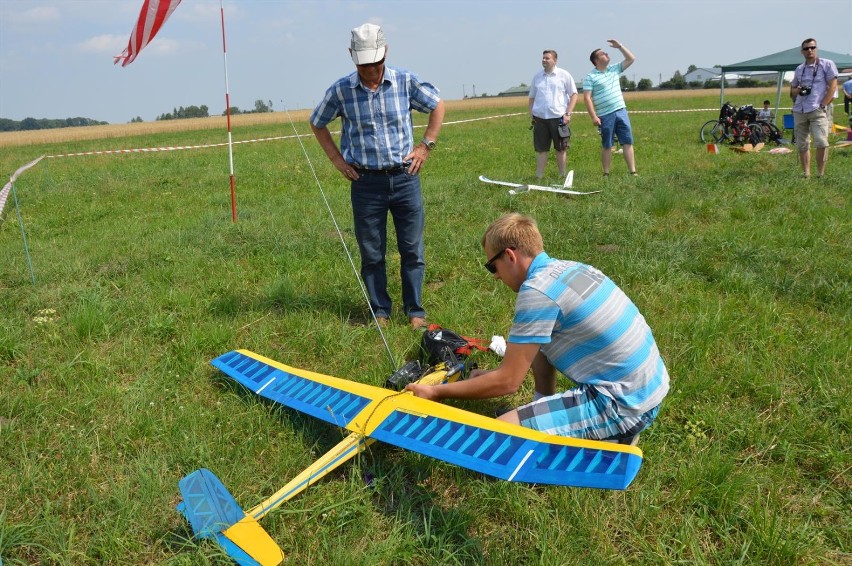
[799,85,812,96]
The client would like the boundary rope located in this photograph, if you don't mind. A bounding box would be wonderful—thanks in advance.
[2,103,845,216]
[37,105,822,160]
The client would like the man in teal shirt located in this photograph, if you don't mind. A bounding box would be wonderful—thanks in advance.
[583,39,637,177]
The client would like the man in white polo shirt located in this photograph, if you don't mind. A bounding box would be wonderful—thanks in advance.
[528,50,578,180]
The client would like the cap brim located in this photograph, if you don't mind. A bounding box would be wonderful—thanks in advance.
[351,46,385,66]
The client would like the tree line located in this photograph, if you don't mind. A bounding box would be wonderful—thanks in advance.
[0,117,108,132]
[155,99,274,121]
[1,99,276,131]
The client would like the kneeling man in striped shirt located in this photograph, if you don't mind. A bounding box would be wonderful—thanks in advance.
[408,213,669,443]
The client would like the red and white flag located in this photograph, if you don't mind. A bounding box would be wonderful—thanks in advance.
[115,0,182,67]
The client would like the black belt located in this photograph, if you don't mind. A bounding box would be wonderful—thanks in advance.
[353,165,407,175]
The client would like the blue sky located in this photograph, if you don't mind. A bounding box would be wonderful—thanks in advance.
[1,0,851,124]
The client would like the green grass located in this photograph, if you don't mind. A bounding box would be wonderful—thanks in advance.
[1,91,850,564]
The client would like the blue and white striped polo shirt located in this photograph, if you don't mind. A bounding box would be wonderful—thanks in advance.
[310,66,441,170]
[509,252,669,415]
[582,62,626,118]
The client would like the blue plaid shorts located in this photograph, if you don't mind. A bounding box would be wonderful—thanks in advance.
[517,384,659,441]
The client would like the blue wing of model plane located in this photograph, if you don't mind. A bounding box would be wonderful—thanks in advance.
[211,349,643,490]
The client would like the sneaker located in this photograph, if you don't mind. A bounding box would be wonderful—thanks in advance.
[376,316,389,327]
[409,316,427,330]
[629,171,639,177]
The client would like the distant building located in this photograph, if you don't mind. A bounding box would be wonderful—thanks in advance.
[684,67,722,83]
[497,84,529,97]
[739,72,781,83]
[686,67,780,86]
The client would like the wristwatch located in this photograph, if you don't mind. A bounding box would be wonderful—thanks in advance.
[421,138,437,150]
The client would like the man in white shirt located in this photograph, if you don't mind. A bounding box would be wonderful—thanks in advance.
[528,50,578,180]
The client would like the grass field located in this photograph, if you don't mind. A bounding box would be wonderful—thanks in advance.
[1,89,850,565]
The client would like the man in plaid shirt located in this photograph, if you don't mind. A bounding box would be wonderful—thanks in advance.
[311,23,445,330]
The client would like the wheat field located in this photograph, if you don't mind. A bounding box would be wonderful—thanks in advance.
[0,88,780,149]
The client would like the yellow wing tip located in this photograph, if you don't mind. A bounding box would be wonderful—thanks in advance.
[223,515,285,566]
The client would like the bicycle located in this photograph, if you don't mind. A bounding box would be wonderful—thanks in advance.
[750,119,785,144]
[700,102,784,145]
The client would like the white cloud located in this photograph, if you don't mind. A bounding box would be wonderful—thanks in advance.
[76,35,195,59]
[6,5,61,24]
[178,2,239,25]
[142,38,183,56]
[77,34,126,54]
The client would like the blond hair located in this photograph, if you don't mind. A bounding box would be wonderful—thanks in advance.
[482,213,544,258]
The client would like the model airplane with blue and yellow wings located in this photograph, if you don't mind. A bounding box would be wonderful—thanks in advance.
[177,349,644,566]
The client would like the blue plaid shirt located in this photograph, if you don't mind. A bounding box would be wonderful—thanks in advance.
[310,66,441,169]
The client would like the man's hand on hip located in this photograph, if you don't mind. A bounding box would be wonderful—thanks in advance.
[405,143,431,175]
[333,154,360,181]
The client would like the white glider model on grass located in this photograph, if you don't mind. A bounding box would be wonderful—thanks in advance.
[479,171,600,196]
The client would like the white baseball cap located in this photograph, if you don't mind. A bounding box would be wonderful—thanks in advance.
[350,23,386,65]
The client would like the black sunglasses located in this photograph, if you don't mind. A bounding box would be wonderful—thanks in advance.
[357,57,385,68]
[484,247,513,274]
[802,46,817,51]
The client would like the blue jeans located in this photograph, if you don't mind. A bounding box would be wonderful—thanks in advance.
[351,171,425,319]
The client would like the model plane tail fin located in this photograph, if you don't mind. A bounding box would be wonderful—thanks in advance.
[177,468,284,566]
